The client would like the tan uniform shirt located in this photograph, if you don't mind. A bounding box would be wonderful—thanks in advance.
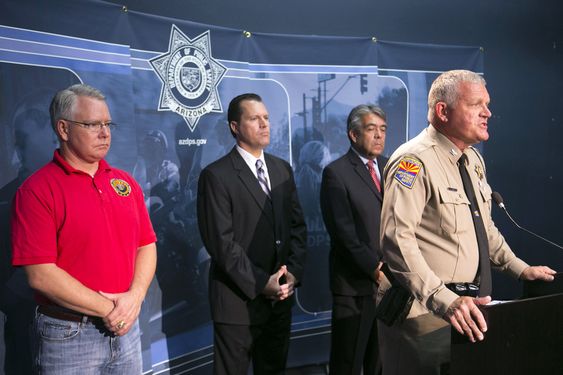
[380,125,528,319]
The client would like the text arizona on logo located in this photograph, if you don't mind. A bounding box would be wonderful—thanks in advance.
[150,25,227,131]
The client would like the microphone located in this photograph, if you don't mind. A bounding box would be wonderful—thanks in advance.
[491,191,505,209]
[492,191,563,250]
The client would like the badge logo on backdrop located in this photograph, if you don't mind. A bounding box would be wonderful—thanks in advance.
[150,25,227,132]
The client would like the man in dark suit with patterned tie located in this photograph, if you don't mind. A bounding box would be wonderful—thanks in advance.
[320,104,388,375]
[197,93,307,375]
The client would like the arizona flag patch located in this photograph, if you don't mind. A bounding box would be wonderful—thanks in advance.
[394,157,422,189]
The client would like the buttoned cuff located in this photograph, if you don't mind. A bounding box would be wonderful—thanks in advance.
[428,286,460,317]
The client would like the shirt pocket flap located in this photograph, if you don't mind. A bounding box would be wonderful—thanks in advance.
[438,186,470,206]
[479,182,493,202]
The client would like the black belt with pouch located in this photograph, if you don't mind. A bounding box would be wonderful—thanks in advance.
[375,263,415,327]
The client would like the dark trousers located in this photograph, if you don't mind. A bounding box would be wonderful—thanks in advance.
[213,307,291,375]
[329,294,381,375]
[378,313,450,375]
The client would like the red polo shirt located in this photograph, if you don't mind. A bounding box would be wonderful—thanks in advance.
[11,150,156,296]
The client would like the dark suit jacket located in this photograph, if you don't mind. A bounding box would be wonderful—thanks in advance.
[197,147,307,325]
[320,148,387,296]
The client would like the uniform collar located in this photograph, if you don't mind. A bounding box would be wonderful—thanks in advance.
[52,149,111,176]
[427,125,464,165]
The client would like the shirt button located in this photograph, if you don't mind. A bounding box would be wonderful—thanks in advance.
[99,189,102,193]
[275,240,281,245]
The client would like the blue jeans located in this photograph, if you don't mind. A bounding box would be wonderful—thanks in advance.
[32,310,142,374]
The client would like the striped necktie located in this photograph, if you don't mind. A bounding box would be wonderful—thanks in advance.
[367,159,381,192]
[256,159,270,197]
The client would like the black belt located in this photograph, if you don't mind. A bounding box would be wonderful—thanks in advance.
[38,305,102,324]
[445,283,480,297]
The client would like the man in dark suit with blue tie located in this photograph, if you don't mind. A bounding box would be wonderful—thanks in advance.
[320,104,388,375]
[197,93,307,375]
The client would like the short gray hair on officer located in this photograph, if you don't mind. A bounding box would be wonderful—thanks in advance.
[49,84,106,131]
[427,70,486,124]
[346,104,386,142]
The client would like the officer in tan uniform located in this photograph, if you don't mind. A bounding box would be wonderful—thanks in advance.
[378,70,555,375]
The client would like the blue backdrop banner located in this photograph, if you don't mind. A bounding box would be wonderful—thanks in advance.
[0,1,483,373]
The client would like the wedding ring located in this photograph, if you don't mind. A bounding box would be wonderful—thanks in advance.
[116,320,126,330]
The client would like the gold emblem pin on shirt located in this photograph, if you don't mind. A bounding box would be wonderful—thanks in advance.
[474,165,484,180]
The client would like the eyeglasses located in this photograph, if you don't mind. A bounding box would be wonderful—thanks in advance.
[62,118,117,133]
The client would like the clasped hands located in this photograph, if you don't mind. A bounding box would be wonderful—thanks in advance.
[263,265,295,301]
[98,288,144,336]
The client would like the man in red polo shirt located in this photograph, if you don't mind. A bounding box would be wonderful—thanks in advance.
[10,84,157,374]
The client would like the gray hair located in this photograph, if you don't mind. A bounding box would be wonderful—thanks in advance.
[49,84,105,131]
[427,70,486,124]
[346,104,386,141]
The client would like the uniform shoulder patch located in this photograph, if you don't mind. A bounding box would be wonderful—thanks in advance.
[394,157,422,189]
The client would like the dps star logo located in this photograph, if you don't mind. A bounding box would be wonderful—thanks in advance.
[150,25,227,131]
